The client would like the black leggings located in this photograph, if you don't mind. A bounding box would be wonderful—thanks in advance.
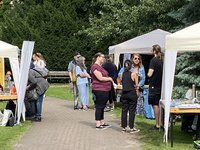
[121,90,138,129]
[93,90,109,121]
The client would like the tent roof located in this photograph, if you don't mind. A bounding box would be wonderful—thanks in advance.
[0,41,19,58]
[166,22,200,51]
[163,22,200,143]
[109,29,171,54]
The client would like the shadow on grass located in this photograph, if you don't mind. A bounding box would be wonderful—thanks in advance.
[136,116,194,149]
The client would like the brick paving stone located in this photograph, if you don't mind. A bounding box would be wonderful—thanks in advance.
[14,97,141,150]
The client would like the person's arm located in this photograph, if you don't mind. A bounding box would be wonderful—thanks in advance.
[39,60,46,68]
[147,58,156,78]
[68,62,73,81]
[93,69,113,82]
[76,66,90,78]
[138,67,146,87]
[147,69,154,78]
[27,70,37,90]
[118,67,124,80]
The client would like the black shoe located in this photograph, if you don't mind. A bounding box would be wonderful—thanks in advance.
[101,123,111,128]
[32,117,41,122]
[151,125,159,130]
[96,125,106,130]
[74,107,79,110]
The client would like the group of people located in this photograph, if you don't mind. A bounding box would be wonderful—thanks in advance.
[25,52,49,122]
[68,44,163,132]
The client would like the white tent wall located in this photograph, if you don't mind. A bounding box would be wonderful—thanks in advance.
[162,50,177,143]
[163,22,200,143]
[9,58,20,94]
[17,41,35,124]
[109,29,171,67]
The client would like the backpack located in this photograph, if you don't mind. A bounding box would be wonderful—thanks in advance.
[71,67,77,82]
[33,67,49,78]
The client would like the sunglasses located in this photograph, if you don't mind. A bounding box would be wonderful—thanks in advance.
[134,57,140,60]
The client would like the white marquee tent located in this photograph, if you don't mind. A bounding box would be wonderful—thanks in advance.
[109,29,171,66]
[0,41,34,124]
[162,22,200,143]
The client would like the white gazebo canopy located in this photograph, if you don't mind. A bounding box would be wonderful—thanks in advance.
[109,29,171,66]
[0,41,19,92]
[162,22,200,143]
[0,41,34,124]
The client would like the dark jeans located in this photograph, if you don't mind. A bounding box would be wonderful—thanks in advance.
[93,90,109,121]
[24,99,36,117]
[121,90,137,129]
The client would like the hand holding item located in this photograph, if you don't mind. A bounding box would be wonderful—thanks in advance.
[113,83,117,89]
[117,77,122,85]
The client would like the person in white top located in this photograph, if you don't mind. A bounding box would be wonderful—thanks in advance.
[32,52,46,68]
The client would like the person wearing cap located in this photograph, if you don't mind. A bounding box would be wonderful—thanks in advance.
[68,52,81,109]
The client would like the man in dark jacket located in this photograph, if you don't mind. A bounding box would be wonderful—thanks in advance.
[102,55,118,110]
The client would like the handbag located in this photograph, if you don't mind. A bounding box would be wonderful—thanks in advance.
[0,111,3,125]
[26,88,38,101]
[1,109,12,126]
[7,115,15,127]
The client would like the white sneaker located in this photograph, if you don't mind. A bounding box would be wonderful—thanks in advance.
[121,128,127,133]
[129,127,140,133]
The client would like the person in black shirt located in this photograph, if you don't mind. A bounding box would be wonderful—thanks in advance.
[102,55,118,110]
[121,60,140,133]
[147,44,163,129]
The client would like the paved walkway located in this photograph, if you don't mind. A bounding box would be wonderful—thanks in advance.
[14,97,141,150]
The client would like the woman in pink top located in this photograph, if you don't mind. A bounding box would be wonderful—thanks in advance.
[91,52,113,130]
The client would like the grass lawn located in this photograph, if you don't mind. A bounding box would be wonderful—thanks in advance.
[46,83,195,150]
[0,83,194,150]
[0,102,31,150]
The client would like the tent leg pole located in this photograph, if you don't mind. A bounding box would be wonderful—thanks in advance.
[171,114,174,147]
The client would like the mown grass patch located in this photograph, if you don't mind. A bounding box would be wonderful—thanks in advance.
[0,121,31,150]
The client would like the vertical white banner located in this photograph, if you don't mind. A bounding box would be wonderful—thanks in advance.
[17,41,35,124]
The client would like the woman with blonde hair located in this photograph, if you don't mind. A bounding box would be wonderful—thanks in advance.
[131,54,146,115]
[33,52,46,68]
[91,52,113,130]
[76,56,91,110]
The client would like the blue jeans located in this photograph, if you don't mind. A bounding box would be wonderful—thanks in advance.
[36,94,44,118]
[78,83,89,106]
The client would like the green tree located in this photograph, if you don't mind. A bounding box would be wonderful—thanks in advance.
[170,0,200,98]
[1,0,93,70]
[79,0,186,52]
